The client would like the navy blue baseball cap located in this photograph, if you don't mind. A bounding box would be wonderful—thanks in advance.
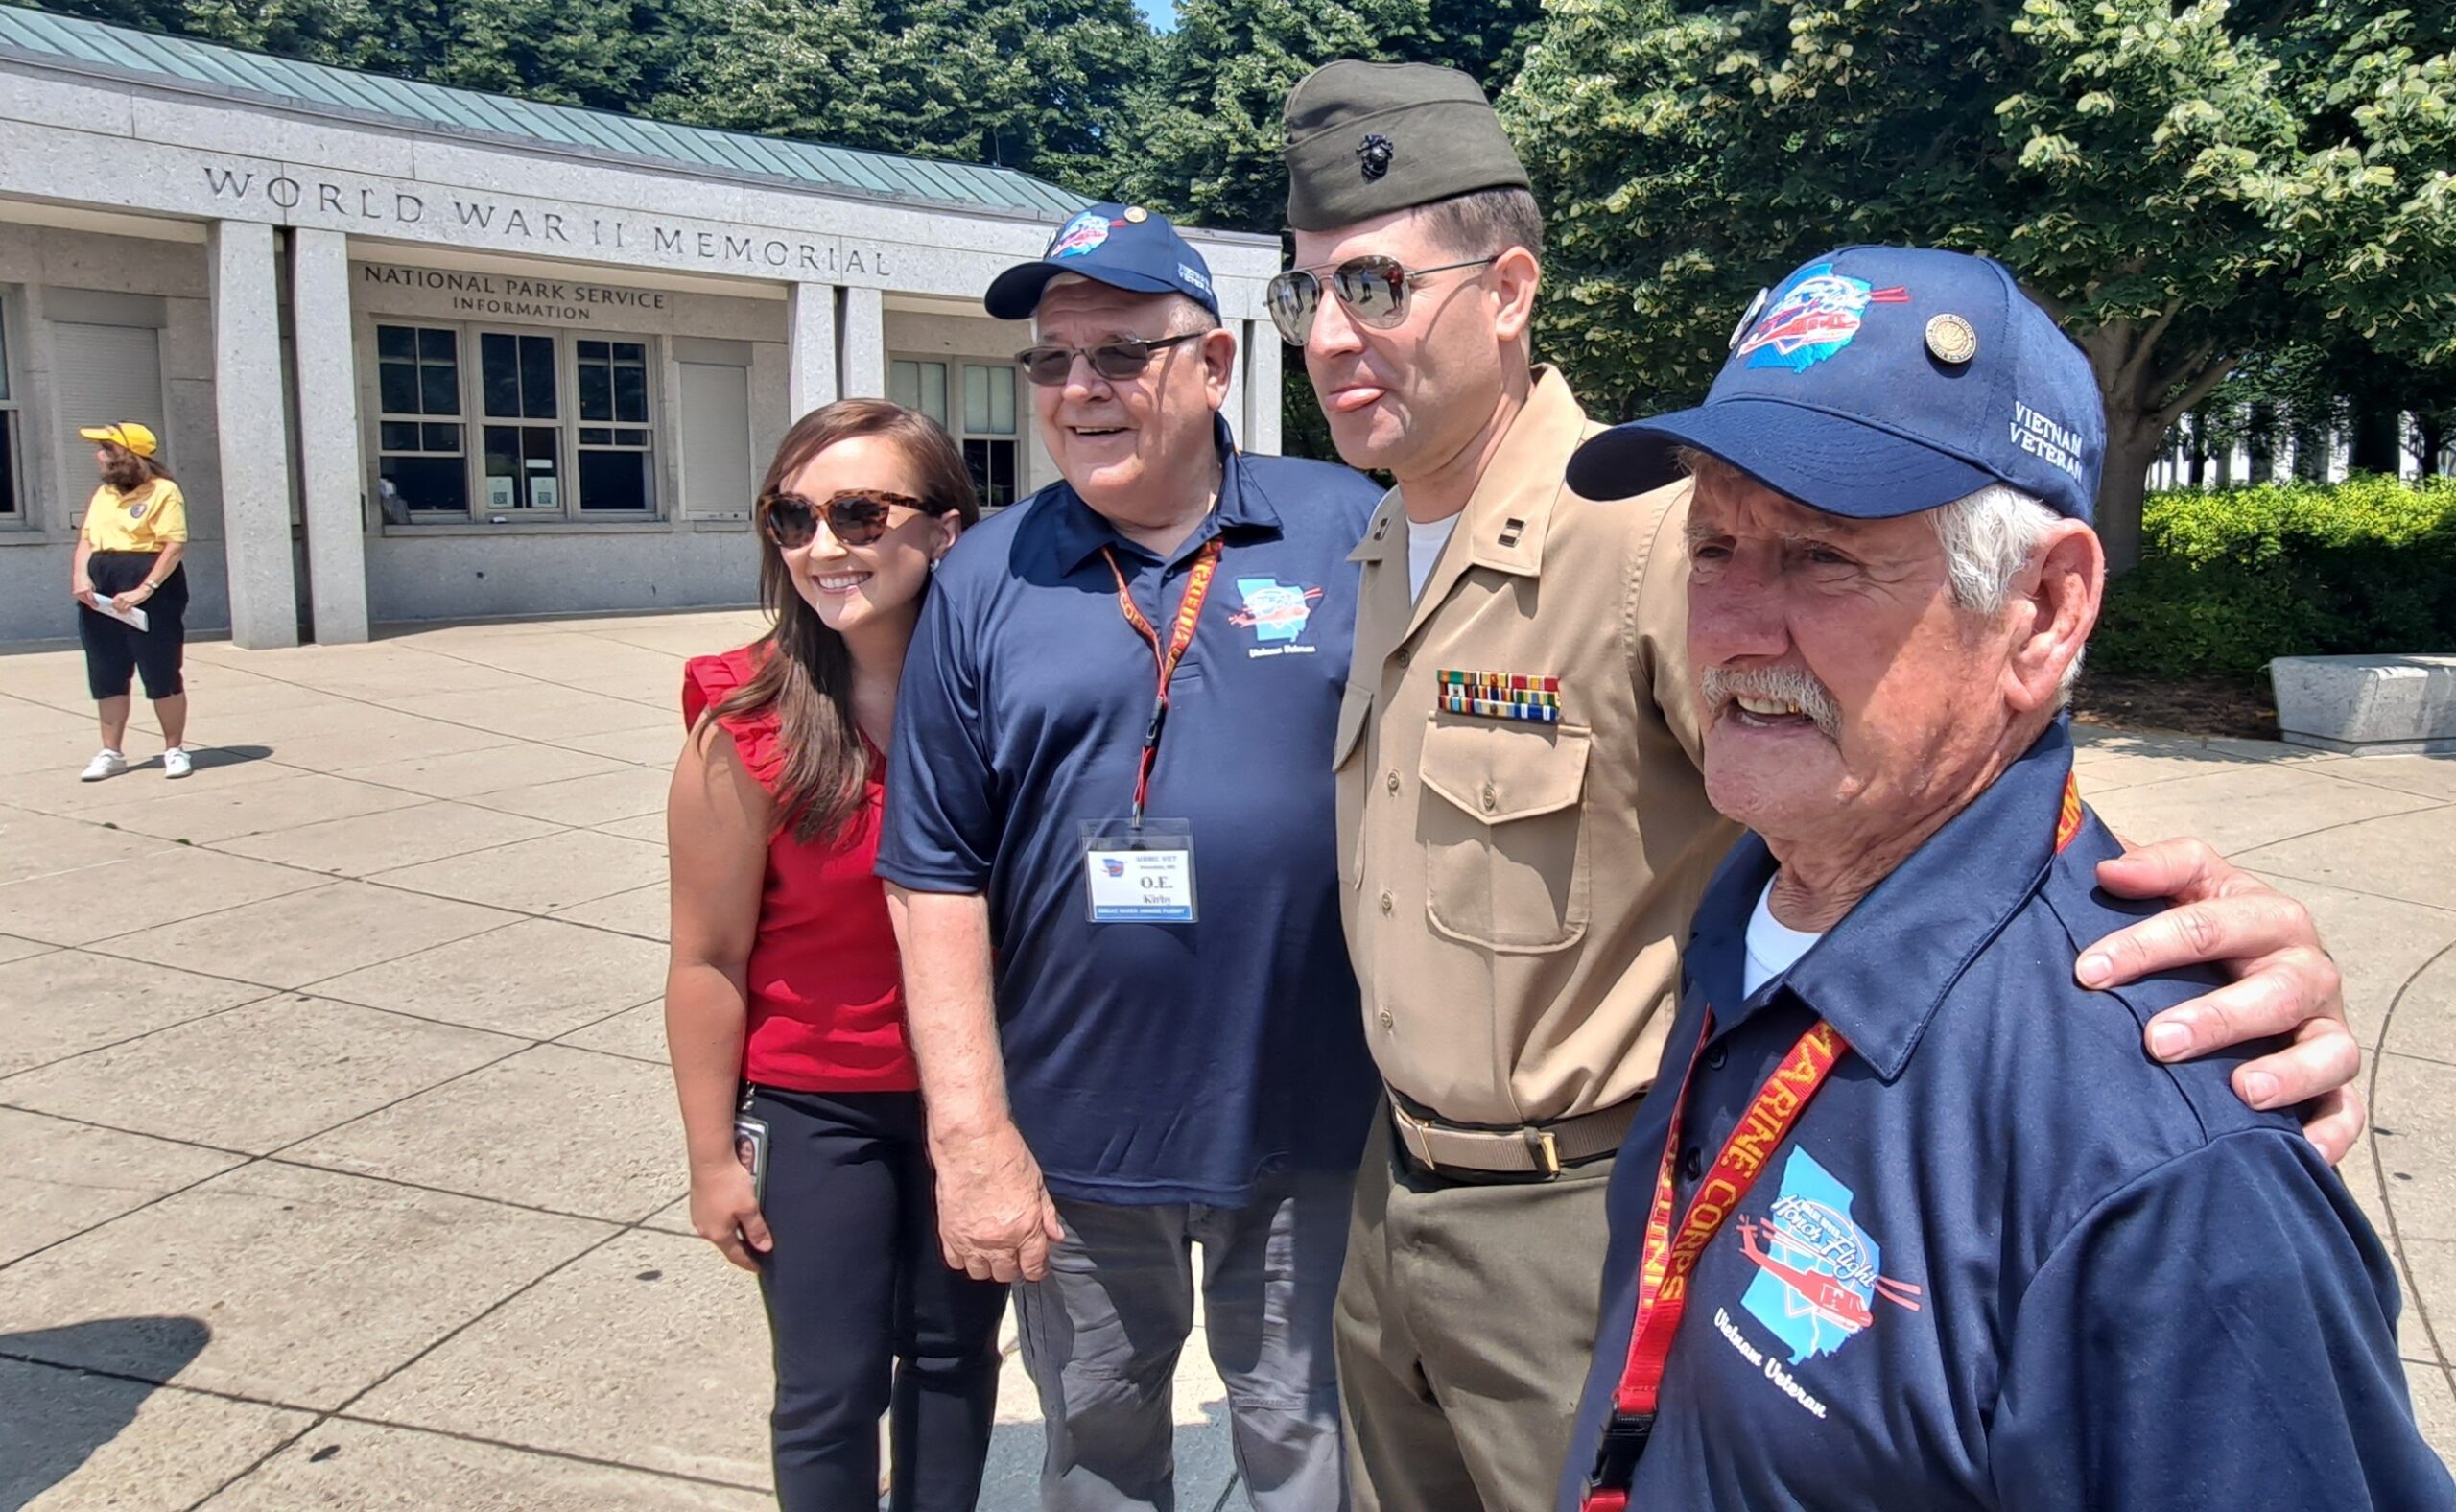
[1567,246,2104,523]
[984,203,1221,321]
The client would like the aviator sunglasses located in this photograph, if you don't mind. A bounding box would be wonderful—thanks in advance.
[759,488,927,549]
[1264,255,1498,345]
[1014,333,1207,388]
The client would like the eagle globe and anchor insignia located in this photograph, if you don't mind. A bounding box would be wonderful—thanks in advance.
[1357,132,1395,182]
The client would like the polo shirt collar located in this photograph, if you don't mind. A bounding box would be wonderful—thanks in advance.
[1723,721,2077,1081]
[1049,415,1276,572]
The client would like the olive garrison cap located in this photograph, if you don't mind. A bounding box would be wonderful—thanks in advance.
[1283,59,1530,232]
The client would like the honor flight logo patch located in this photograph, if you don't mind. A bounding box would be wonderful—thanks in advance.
[1737,265,1910,373]
[1738,1148,1923,1363]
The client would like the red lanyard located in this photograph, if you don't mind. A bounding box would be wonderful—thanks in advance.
[1583,770,2086,1508]
[1102,538,1221,825]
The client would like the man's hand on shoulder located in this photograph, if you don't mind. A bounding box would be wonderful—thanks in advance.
[2080,836,2363,1165]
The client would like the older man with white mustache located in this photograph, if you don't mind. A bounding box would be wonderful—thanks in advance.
[1554,247,2452,1512]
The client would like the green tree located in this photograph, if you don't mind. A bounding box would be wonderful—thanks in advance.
[1503,0,2456,569]
[656,0,1153,188]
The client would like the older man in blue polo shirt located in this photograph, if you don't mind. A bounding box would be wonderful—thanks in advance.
[1555,246,2454,1512]
[879,207,1381,1509]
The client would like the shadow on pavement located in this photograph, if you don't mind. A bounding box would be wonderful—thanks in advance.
[136,744,274,773]
[0,1316,210,1511]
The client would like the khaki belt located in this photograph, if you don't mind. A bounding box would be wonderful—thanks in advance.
[1388,1095,1640,1180]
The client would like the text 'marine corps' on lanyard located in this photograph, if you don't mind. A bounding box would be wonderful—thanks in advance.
[1581,771,2087,1509]
[1077,537,1222,926]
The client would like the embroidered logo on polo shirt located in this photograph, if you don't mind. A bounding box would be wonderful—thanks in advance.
[1229,577,1323,656]
[1737,1147,1923,1363]
[1736,264,1910,373]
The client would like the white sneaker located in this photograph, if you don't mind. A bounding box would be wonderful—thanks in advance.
[80,749,128,782]
[163,747,193,780]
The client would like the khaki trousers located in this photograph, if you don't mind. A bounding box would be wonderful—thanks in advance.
[1334,1104,1618,1512]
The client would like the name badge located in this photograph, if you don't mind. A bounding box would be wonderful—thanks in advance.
[1080,817,1198,924]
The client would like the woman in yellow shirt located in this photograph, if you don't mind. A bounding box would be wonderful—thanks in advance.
[70,422,194,780]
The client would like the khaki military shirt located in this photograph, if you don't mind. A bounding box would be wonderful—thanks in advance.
[1334,368,1738,1127]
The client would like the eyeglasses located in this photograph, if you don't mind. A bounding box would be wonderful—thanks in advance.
[1264,255,1498,344]
[1014,333,1206,388]
[759,488,927,549]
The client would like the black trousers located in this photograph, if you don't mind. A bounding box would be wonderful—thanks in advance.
[78,552,187,701]
[750,1086,1008,1512]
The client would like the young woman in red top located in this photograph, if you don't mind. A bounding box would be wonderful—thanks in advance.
[665,398,1000,1510]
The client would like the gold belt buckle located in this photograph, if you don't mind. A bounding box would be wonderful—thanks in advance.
[1527,1126,1562,1179]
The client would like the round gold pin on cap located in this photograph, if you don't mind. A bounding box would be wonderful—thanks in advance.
[1122,205,1149,224]
[1925,313,1978,366]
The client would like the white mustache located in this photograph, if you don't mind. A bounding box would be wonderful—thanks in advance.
[1700,664,1842,738]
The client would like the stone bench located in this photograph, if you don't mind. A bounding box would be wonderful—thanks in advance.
[2270,654,2456,755]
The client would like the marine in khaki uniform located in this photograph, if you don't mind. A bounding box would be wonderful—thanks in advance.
[1273,59,2370,1512]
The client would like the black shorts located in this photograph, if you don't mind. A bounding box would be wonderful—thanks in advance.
[79,551,188,701]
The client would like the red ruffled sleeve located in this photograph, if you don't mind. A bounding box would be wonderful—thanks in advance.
[682,646,787,794]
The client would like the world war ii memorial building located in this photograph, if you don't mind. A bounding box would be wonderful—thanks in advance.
[0,7,1287,648]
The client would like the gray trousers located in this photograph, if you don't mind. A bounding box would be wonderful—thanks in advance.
[1014,1170,1353,1511]
[1334,1106,1619,1512]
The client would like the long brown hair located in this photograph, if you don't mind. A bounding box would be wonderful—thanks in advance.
[720,398,980,843]
[100,443,174,494]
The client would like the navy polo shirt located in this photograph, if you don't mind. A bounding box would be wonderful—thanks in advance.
[877,422,1384,1207]
[1560,723,2451,1511]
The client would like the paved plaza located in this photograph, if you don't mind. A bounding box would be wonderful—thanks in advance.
[0,610,2451,1508]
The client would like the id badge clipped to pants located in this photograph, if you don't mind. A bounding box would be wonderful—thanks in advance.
[1081,817,1197,924]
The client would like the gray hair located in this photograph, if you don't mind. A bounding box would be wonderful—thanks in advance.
[1930,483,2084,703]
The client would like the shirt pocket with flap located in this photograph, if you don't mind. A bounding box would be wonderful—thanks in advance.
[1417,714,1592,952]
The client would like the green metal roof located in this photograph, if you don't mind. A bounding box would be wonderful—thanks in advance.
[0,4,1092,221]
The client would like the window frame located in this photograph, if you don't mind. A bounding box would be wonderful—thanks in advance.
[365,318,665,527]
[891,353,1026,509]
[0,286,26,529]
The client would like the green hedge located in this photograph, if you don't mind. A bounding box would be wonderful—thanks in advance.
[2092,476,2456,682]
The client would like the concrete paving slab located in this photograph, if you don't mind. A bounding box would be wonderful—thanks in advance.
[311,915,668,1038]
[0,843,329,947]
[0,950,272,1075]
[0,1358,315,1512]
[1,995,523,1153]
[0,690,91,731]
[641,1196,694,1238]
[0,1107,244,1264]
[2411,1362,2456,1464]
[203,1418,773,1510]
[9,746,296,819]
[104,881,521,989]
[2234,805,2456,912]
[87,769,432,845]
[2388,945,2456,1069]
[593,811,671,843]
[2374,1053,2456,1245]
[555,1000,669,1064]
[393,686,675,743]
[2323,754,2456,804]
[2086,762,2442,858]
[2396,1238,2456,1371]
[0,723,121,778]
[554,882,669,941]
[561,723,689,767]
[350,741,629,799]
[0,933,54,964]
[219,798,565,877]
[373,827,665,910]
[350,1229,773,1488]
[464,767,673,827]
[2244,871,2456,1053]
[287,1043,683,1223]
[262,716,531,770]
[0,1160,614,1410]
[0,806,177,885]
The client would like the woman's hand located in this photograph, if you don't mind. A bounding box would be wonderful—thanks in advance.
[688,1156,773,1272]
[72,579,98,609]
[109,581,155,614]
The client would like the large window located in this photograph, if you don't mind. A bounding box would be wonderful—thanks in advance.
[0,294,20,522]
[373,321,658,523]
[893,358,1022,508]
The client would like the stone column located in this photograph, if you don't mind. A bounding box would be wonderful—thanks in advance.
[839,286,886,399]
[1244,321,1284,455]
[210,219,298,650]
[787,281,838,421]
[291,228,366,644]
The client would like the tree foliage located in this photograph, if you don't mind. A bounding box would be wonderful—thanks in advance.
[1502,0,2456,568]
